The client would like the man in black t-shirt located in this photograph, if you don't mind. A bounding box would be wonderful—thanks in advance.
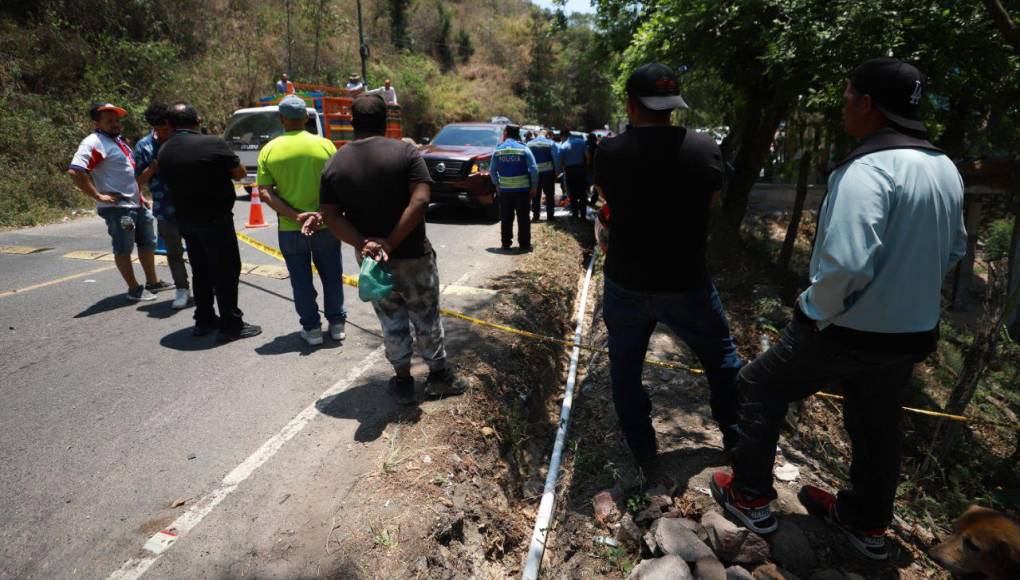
[158,102,261,342]
[318,94,469,405]
[593,64,743,470]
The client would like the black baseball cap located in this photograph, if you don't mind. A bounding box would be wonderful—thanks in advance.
[626,63,689,111]
[850,58,927,132]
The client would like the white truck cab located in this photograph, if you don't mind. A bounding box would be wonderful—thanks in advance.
[223,105,323,186]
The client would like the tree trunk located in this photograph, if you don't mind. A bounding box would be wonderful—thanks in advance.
[981,0,1020,52]
[777,148,812,274]
[936,262,1017,456]
[285,0,293,75]
[312,0,327,78]
[722,96,788,230]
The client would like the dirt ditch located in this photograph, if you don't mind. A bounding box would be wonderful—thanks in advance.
[316,219,597,578]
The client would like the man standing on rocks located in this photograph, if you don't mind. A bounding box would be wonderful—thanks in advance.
[593,63,743,472]
[256,95,345,347]
[158,102,262,342]
[317,94,469,405]
[712,59,967,561]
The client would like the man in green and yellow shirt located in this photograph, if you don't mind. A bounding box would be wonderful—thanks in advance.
[257,95,345,346]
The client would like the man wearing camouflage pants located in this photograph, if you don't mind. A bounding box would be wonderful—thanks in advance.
[316,94,469,405]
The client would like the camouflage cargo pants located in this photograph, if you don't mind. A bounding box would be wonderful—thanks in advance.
[370,251,447,372]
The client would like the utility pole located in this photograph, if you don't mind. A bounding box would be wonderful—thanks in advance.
[357,0,368,86]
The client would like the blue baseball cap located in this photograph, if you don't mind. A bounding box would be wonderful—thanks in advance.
[278,95,308,120]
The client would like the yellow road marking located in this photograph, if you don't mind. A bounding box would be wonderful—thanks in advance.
[64,250,110,260]
[0,266,115,299]
[234,231,1013,429]
[0,245,50,255]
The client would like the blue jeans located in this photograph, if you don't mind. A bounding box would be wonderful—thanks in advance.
[602,276,743,459]
[279,229,347,330]
[97,206,157,256]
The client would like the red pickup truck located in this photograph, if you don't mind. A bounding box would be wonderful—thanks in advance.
[419,123,504,218]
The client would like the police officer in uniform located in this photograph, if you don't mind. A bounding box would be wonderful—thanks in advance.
[526,130,561,221]
[558,128,588,219]
[490,125,539,252]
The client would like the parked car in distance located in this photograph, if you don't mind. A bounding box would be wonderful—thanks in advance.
[419,122,505,218]
[224,105,322,188]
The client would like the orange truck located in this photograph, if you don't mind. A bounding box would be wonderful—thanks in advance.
[226,81,402,187]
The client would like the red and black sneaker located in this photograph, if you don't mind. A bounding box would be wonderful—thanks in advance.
[710,471,778,534]
[797,485,888,561]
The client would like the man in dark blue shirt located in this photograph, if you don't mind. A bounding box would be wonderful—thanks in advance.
[135,102,191,309]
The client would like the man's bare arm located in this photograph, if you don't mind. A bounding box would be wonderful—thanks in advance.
[68,169,117,203]
[259,184,303,222]
[231,164,247,180]
[383,181,431,252]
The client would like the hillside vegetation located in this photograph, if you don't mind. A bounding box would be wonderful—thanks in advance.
[0,0,614,227]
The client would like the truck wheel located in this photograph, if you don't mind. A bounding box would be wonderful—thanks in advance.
[484,196,500,221]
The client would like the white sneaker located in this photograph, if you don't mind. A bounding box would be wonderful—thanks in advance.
[300,327,324,346]
[171,288,191,309]
[329,321,346,341]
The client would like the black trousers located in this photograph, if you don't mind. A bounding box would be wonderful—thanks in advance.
[564,165,588,219]
[500,190,531,248]
[732,310,924,530]
[531,172,556,220]
[179,216,244,333]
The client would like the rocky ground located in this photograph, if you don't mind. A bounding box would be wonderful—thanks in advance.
[290,209,1014,579]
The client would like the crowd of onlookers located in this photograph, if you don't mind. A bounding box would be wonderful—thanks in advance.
[69,56,968,563]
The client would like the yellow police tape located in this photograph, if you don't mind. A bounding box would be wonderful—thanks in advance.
[235,231,1016,430]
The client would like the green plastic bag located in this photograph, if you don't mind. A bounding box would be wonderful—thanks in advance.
[358,257,394,302]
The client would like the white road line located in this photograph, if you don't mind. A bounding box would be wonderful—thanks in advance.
[107,344,387,580]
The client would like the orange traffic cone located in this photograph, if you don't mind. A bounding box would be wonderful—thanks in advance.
[245,187,269,228]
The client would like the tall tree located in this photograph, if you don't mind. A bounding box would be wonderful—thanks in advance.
[389,0,412,50]
[456,29,474,64]
[434,1,453,71]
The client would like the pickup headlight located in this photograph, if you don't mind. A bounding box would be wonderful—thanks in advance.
[471,160,490,174]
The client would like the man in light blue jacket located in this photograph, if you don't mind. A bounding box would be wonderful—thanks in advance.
[712,59,967,561]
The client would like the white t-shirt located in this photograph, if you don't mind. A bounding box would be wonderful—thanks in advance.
[381,86,398,105]
[70,131,140,208]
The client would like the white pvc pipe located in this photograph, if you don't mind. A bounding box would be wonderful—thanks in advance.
[522,246,599,580]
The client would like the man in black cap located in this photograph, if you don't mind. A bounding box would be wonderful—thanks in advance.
[593,63,743,476]
[317,94,469,405]
[157,102,262,342]
[711,59,967,560]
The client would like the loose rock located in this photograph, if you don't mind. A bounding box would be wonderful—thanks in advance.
[752,563,801,580]
[616,513,643,550]
[808,570,847,580]
[627,555,694,580]
[769,521,816,576]
[701,511,771,564]
[694,556,726,580]
[652,517,716,562]
[726,566,755,580]
[593,488,623,525]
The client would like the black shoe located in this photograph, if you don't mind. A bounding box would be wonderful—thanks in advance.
[518,245,533,253]
[217,323,262,343]
[390,375,417,406]
[501,244,512,251]
[424,367,469,398]
[193,323,217,337]
[145,280,175,293]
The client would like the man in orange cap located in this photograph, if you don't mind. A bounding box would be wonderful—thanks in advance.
[68,103,169,301]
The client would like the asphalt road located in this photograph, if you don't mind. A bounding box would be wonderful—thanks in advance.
[0,198,526,578]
